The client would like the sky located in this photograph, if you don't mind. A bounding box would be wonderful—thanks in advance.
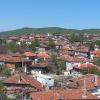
[0,0,100,31]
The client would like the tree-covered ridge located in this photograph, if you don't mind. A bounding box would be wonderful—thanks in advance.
[0,27,100,36]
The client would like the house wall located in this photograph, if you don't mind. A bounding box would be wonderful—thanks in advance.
[31,69,42,74]
[92,88,100,95]
[36,76,54,87]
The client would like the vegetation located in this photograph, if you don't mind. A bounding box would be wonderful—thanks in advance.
[0,65,11,77]
[0,81,14,100]
[80,67,100,75]
[94,59,100,66]
[0,27,100,36]
[5,42,17,52]
[68,33,85,43]
[47,38,55,48]
[94,40,100,48]
[28,38,40,51]
[48,53,66,75]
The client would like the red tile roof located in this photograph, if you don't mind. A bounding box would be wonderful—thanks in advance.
[37,52,49,58]
[92,49,100,55]
[92,49,100,58]
[30,89,97,100]
[68,74,100,90]
[24,52,36,57]
[4,74,43,91]
[73,63,97,70]
[58,55,90,63]
[0,54,31,63]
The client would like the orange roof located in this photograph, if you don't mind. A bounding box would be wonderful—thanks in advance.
[30,89,97,100]
[24,52,36,57]
[73,63,96,69]
[37,52,49,58]
[68,74,100,90]
[58,55,90,63]
[4,74,43,91]
[0,54,31,63]
[93,49,100,55]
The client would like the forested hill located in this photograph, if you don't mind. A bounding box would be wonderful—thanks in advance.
[0,27,100,36]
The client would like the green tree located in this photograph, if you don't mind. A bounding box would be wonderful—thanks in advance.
[80,67,100,76]
[69,33,85,43]
[34,38,40,47]
[94,40,100,48]
[89,42,94,51]
[28,38,40,51]
[48,38,55,48]
[94,59,100,66]
[5,42,17,52]
[0,65,11,77]
[0,80,8,100]
[21,42,27,48]
[48,53,65,75]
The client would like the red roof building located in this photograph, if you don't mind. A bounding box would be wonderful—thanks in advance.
[68,74,100,90]
[37,52,49,59]
[30,89,97,100]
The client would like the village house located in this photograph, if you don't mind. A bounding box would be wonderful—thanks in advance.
[91,49,100,59]
[6,36,19,43]
[73,62,100,71]
[33,74,54,88]
[58,54,90,76]
[67,74,100,97]
[30,62,48,74]
[30,89,97,100]
[3,74,44,99]
[0,54,31,74]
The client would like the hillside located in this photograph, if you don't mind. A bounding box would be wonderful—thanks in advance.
[0,27,100,36]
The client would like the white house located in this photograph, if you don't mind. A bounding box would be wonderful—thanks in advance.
[64,62,73,76]
[33,74,54,87]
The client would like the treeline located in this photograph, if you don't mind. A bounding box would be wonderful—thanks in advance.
[0,27,100,36]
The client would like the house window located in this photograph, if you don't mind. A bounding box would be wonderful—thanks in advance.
[48,78,51,80]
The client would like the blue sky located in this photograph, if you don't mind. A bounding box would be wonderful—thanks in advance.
[0,0,100,31]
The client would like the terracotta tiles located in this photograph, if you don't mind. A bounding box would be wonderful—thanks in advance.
[30,89,97,100]
[68,74,100,90]
[4,74,43,91]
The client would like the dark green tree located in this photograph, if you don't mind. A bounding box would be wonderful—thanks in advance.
[5,42,17,52]
[28,39,40,51]
[48,53,65,75]
[94,59,100,66]
[21,42,27,48]
[48,38,55,48]
[94,40,100,48]
[0,65,11,77]
[89,42,94,51]
[69,33,85,43]
[80,67,100,75]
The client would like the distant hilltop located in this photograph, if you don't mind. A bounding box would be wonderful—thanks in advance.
[0,27,100,36]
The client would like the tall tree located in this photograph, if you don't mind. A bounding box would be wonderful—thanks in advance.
[5,42,17,52]
[0,65,11,77]
[48,53,65,75]
[48,38,55,48]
